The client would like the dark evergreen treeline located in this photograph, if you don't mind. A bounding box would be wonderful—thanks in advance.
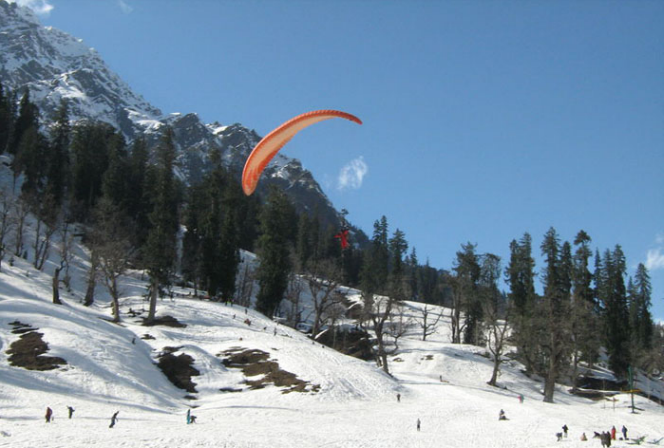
[1,83,661,395]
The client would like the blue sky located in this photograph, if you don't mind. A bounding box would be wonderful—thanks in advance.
[18,0,664,320]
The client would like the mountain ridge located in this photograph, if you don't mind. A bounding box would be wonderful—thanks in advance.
[0,0,345,229]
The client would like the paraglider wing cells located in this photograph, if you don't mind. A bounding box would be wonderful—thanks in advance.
[242,110,362,195]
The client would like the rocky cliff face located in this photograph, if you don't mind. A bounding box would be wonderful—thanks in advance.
[0,0,343,228]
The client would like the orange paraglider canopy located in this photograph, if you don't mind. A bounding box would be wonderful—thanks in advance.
[241,110,362,196]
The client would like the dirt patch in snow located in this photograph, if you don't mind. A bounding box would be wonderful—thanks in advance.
[220,347,320,394]
[142,315,186,328]
[6,321,67,371]
[157,347,199,393]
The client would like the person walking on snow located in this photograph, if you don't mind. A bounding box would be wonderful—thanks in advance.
[109,411,119,428]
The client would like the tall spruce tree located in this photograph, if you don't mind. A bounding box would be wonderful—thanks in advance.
[127,137,151,250]
[69,122,115,221]
[144,127,179,324]
[629,263,653,359]
[453,243,482,345]
[9,89,39,157]
[540,227,570,403]
[216,165,243,302]
[601,246,631,378]
[0,80,14,154]
[570,230,600,385]
[506,233,539,373]
[45,99,71,207]
[255,187,296,318]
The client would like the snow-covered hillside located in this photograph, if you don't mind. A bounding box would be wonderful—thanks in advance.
[1,226,663,447]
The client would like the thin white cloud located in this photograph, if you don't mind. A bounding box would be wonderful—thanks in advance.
[118,0,134,14]
[12,0,54,16]
[337,157,368,191]
[645,247,664,272]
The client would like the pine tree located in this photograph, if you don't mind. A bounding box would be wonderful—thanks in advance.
[126,137,151,250]
[69,122,115,221]
[16,126,48,196]
[45,99,71,207]
[0,80,14,154]
[255,187,296,318]
[602,246,631,378]
[100,133,129,212]
[388,228,409,300]
[9,89,39,157]
[630,263,653,356]
[539,227,570,403]
[144,127,179,324]
[216,169,243,302]
[570,230,600,386]
[453,243,481,345]
[361,216,389,297]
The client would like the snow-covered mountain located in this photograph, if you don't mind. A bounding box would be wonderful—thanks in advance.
[0,0,343,227]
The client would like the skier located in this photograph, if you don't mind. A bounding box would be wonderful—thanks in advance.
[621,426,627,440]
[397,393,401,403]
[562,424,569,437]
[581,432,587,441]
[417,418,421,432]
[67,406,75,419]
[186,409,191,424]
[45,407,53,423]
[611,426,616,440]
[109,411,119,428]
[499,409,507,421]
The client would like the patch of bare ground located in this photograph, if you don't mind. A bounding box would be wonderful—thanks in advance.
[142,315,186,328]
[220,347,320,394]
[156,347,199,394]
[6,321,66,371]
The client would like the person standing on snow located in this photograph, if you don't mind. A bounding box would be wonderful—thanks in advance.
[45,407,53,423]
[417,418,421,432]
[67,406,75,419]
[611,426,616,440]
[621,426,627,440]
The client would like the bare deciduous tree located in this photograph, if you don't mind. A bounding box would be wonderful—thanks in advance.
[57,221,75,291]
[91,198,133,322]
[306,260,343,337]
[416,303,443,341]
[283,272,304,327]
[12,198,29,258]
[485,299,511,387]
[236,261,255,308]
[360,293,409,375]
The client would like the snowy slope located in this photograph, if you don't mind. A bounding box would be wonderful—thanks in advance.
[1,231,663,448]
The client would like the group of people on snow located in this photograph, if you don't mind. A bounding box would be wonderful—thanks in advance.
[44,406,197,427]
